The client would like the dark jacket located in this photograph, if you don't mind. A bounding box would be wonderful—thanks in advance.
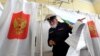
[48,22,72,56]
[48,22,72,46]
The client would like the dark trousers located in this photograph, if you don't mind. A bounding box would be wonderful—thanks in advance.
[52,42,69,56]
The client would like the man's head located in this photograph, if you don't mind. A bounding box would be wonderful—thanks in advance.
[45,14,58,28]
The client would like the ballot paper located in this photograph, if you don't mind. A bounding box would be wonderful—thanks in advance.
[66,21,85,49]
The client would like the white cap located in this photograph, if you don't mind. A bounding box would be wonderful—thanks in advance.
[45,14,56,20]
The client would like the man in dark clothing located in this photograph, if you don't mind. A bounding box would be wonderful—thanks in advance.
[45,14,72,56]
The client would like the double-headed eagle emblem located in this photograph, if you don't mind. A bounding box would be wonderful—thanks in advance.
[13,16,27,35]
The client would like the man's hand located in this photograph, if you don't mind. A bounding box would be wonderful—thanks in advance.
[49,40,56,46]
